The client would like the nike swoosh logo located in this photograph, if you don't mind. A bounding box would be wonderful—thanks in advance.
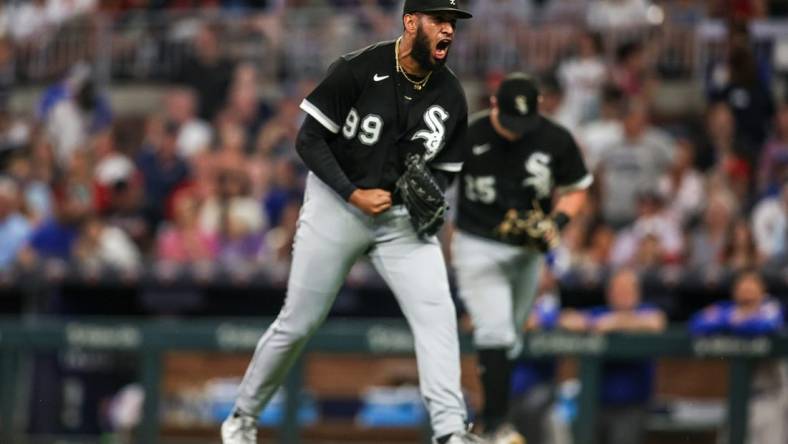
[373,74,389,82]
[472,143,491,156]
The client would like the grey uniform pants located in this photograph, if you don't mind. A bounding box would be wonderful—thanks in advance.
[235,173,467,437]
[451,230,543,357]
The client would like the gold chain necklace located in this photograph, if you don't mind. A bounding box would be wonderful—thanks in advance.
[395,37,431,91]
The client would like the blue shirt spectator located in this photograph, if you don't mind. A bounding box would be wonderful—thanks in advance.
[28,219,80,261]
[559,268,666,444]
[0,178,32,269]
[586,304,660,406]
[690,272,784,337]
[136,121,191,228]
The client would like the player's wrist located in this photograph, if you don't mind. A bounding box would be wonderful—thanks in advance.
[342,185,359,202]
[552,212,570,231]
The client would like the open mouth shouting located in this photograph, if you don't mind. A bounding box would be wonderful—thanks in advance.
[434,38,452,61]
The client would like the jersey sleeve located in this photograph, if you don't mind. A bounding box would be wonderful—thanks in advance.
[299,58,361,134]
[554,130,593,194]
[429,99,468,173]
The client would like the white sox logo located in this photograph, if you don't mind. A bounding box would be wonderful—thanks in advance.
[515,95,528,115]
[523,152,552,198]
[449,0,456,5]
[412,105,449,160]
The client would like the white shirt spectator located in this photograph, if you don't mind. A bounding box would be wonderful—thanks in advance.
[578,117,623,171]
[752,187,788,260]
[658,169,704,225]
[586,0,652,30]
[558,56,607,125]
[177,120,213,158]
[611,211,683,266]
[46,100,89,166]
[95,226,142,270]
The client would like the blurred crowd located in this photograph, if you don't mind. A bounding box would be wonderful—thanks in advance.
[0,1,785,302]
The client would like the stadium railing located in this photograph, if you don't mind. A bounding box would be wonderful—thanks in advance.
[13,10,788,85]
[0,317,781,444]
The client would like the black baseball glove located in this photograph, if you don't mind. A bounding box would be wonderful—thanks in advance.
[495,200,561,252]
[396,154,449,237]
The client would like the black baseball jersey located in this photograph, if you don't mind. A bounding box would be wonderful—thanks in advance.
[300,40,468,191]
[456,111,592,245]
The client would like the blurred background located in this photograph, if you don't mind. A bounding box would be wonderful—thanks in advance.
[1,0,788,443]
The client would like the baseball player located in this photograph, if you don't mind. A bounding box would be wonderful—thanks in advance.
[452,73,591,443]
[222,1,487,443]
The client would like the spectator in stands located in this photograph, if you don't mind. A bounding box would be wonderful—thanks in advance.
[220,64,273,152]
[709,38,774,150]
[91,130,148,247]
[596,100,674,227]
[557,31,608,126]
[73,214,141,271]
[0,177,32,270]
[39,64,113,167]
[559,268,666,444]
[578,84,624,171]
[137,119,191,230]
[5,153,54,226]
[689,270,787,444]
[694,101,748,172]
[19,168,94,264]
[758,101,788,196]
[610,190,683,267]
[164,88,212,159]
[174,23,235,121]
[657,137,704,226]
[688,189,737,272]
[690,270,783,336]
[0,110,32,164]
[200,168,267,266]
[586,0,653,30]
[752,182,787,262]
[214,120,249,172]
[156,194,218,264]
[611,41,654,100]
[722,217,763,272]
[263,157,303,227]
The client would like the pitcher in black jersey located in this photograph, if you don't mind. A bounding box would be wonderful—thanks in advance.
[452,73,591,443]
[222,2,486,444]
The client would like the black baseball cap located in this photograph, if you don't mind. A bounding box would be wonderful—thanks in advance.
[496,72,541,136]
[403,0,473,19]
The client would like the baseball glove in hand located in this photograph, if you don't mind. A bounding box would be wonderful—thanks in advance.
[495,200,560,252]
[396,154,449,237]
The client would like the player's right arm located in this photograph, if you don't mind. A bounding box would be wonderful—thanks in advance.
[296,57,391,215]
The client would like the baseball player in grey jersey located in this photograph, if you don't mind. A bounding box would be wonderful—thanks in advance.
[453,74,591,443]
[221,1,487,443]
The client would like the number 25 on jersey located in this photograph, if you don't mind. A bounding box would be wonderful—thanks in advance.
[465,175,496,204]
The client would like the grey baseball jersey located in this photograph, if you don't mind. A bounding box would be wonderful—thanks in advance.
[233,40,470,438]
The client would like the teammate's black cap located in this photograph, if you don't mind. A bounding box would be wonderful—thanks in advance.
[496,72,541,136]
[403,0,473,19]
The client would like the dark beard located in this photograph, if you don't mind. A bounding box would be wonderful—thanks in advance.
[411,26,446,71]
